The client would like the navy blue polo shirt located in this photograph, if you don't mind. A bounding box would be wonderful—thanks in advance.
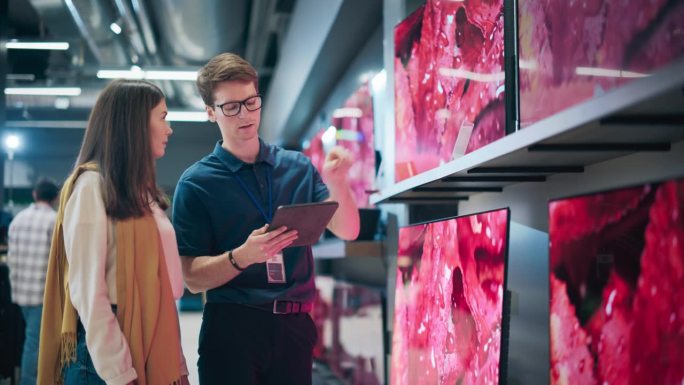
[172,139,329,305]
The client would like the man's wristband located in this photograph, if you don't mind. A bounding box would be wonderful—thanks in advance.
[228,249,246,272]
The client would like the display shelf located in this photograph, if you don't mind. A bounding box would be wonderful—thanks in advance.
[312,239,384,259]
[371,58,684,205]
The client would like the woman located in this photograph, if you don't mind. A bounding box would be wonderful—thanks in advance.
[37,79,189,385]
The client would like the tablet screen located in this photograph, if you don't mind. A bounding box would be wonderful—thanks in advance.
[269,201,339,247]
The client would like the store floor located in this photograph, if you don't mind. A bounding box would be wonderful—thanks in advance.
[179,311,343,385]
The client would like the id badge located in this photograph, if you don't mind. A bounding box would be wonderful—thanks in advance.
[266,253,286,284]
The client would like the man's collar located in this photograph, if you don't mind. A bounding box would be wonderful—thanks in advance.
[213,138,275,172]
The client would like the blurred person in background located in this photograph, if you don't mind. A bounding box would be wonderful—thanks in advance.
[7,178,59,385]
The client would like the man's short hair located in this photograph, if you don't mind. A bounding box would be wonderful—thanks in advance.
[196,53,258,106]
[34,178,59,202]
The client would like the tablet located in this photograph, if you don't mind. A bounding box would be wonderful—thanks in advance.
[268,201,339,247]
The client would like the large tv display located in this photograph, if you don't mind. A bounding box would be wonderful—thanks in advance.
[303,129,326,177]
[391,208,510,385]
[518,0,684,127]
[312,277,385,385]
[394,0,507,182]
[303,83,376,207]
[549,178,684,385]
[332,83,376,208]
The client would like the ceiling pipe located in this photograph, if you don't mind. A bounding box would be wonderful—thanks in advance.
[62,0,131,66]
[112,0,177,99]
[112,0,147,62]
[130,0,158,56]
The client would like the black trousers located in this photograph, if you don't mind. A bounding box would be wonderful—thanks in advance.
[198,302,318,385]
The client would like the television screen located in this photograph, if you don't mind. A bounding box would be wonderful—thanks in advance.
[391,208,510,385]
[312,275,336,362]
[518,0,684,127]
[313,277,385,385]
[303,83,376,207]
[332,281,385,385]
[332,82,376,208]
[549,179,684,385]
[303,129,326,176]
[394,0,507,182]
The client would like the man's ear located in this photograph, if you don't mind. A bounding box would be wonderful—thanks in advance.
[206,105,216,123]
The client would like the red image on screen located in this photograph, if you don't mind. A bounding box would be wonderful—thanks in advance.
[549,179,684,385]
[391,208,509,385]
[394,0,506,182]
[518,0,684,127]
[303,83,376,207]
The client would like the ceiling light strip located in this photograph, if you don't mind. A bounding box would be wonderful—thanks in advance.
[5,41,70,50]
[4,87,82,96]
[166,111,207,122]
[97,69,198,81]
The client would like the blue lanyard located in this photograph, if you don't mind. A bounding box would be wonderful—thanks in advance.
[232,166,273,223]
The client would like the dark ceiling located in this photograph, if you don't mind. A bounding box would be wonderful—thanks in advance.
[3,0,295,109]
[2,0,382,151]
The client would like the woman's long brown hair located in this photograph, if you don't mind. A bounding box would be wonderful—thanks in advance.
[76,79,168,219]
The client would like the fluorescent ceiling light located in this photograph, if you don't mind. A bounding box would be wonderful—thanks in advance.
[7,74,36,81]
[97,67,198,81]
[145,70,198,81]
[4,87,82,96]
[110,22,122,35]
[5,120,88,129]
[575,67,649,78]
[332,108,363,118]
[166,111,207,122]
[5,41,70,50]
[4,135,21,151]
[54,97,71,110]
[96,69,145,79]
[439,68,505,82]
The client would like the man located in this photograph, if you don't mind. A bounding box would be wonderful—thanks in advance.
[7,178,59,385]
[172,53,359,385]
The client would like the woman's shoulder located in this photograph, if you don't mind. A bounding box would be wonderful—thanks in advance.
[64,170,106,221]
[72,170,102,191]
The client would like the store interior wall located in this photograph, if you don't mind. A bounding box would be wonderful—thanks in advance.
[506,221,549,385]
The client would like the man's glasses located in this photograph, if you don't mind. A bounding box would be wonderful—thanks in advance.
[214,95,262,117]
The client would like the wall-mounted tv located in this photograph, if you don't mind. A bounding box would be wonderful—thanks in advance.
[391,208,510,385]
[518,0,684,127]
[549,178,684,385]
[331,83,376,208]
[394,0,509,182]
[303,83,376,207]
[303,129,326,177]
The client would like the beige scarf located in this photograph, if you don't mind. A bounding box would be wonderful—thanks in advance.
[37,163,182,385]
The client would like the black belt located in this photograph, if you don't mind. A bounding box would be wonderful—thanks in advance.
[255,300,313,314]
